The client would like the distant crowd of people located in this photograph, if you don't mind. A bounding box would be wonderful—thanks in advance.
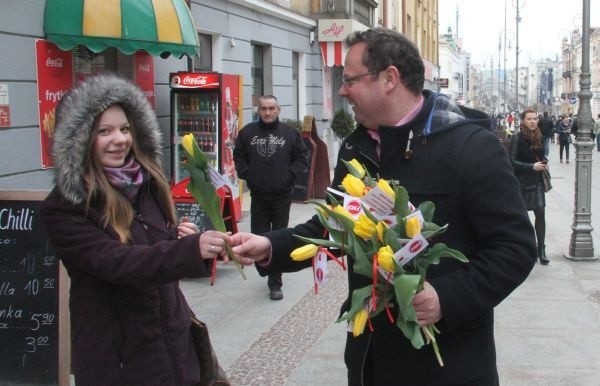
[493,111,600,162]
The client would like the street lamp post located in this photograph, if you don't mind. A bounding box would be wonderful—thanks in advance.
[566,0,597,261]
[514,0,523,113]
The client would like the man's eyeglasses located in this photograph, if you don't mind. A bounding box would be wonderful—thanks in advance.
[341,71,380,86]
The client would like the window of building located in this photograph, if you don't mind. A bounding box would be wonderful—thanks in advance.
[72,46,133,80]
[193,33,213,71]
[291,52,299,120]
[252,44,264,120]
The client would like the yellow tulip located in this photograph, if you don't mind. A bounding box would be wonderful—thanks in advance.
[290,243,319,261]
[352,307,369,337]
[333,205,354,221]
[342,174,367,197]
[316,204,333,219]
[181,133,195,158]
[376,221,387,243]
[354,214,377,240]
[376,179,395,200]
[405,216,421,238]
[377,245,396,272]
[348,159,366,179]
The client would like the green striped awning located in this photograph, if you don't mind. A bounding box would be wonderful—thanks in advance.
[44,0,199,58]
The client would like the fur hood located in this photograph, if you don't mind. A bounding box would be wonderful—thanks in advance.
[52,74,162,204]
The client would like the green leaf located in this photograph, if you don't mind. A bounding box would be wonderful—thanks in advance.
[417,201,435,222]
[383,225,402,251]
[396,318,424,348]
[393,273,420,317]
[350,240,373,278]
[293,235,344,249]
[421,223,448,239]
[394,186,411,218]
[337,285,372,322]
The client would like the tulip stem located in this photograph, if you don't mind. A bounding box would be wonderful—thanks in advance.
[421,325,444,367]
[225,243,246,280]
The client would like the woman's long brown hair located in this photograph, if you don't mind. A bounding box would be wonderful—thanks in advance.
[519,107,543,152]
[84,106,177,243]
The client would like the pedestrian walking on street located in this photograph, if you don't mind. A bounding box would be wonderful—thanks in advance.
[556,115,572,163]
[538,111,554,158]
[594,114,600,151]
[507,112,514,131]
[509,108,550,265]
[233,95,309,301]
[40,74,231,386]
[230,28,536,386]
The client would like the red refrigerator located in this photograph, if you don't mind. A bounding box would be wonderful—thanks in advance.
[169,72,242,223]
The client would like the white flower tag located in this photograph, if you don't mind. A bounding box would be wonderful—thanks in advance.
[394,234,429,266]
[343,196,364,219]
[363,185,394,216]
[209,167,227,189]
[314,249,329,288]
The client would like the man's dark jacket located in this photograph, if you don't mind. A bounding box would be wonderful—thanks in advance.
[233,117,308,199]
[538,116,554,138]
[258,91,537,385]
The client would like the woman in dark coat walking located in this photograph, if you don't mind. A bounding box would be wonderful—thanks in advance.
[509,107,550,265]
[41,74,231,385]
[556,115,572,163]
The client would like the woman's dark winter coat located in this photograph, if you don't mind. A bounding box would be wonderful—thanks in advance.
[509,132,546,210]
[40,74,209,385]
[258,91,537,385]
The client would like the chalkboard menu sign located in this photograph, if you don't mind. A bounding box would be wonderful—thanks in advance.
[0,193,60,385]
[175,201,213,233]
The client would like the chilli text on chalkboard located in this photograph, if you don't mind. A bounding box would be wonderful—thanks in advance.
[0,207,34,230]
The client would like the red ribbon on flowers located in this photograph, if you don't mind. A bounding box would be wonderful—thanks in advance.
[371,253,395,326]
[311,247,347,294]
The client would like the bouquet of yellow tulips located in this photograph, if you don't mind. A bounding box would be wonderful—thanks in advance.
[290,159,468,366]
[181,134,245,279]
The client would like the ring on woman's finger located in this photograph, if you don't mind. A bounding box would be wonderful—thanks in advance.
[210,245,215,252]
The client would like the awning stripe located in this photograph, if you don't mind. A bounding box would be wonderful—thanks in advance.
[44,0,199,57]
[319,41,346,67]
[152,0,183,43]
[83,0,121,38]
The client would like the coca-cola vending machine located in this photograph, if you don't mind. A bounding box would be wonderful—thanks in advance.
[169,72,242,223]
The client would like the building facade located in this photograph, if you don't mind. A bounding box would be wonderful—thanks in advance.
[0,0,323,191]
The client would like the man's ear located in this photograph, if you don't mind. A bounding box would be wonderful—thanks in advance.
[383,66,400,88]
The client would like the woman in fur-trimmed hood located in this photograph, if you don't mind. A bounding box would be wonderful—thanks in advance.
[41,74,230,385]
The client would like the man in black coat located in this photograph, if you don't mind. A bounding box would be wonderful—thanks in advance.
[538,111,554,158]
[233,95,309,300]
[231,28,536,385]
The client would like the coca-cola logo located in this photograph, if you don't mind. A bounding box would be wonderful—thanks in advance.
[46,57,63,68]
[182,75,208,86]
[45,49,66,78]
[409,240,423,253]
[138,64,150,72]
[346,200,361,215]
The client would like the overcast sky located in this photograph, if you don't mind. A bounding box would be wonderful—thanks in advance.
[438,0,599,66]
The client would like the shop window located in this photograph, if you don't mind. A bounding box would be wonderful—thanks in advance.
[72,46,133,80]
